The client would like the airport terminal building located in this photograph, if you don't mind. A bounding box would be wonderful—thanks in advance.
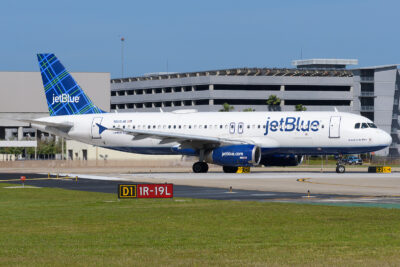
[110,59,400,156]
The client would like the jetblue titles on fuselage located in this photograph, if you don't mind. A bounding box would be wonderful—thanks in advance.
[264,117,320,136]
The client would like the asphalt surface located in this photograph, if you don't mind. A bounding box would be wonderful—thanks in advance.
[2,173,400,208]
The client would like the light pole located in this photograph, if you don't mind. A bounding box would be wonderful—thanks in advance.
[121,37,125,78]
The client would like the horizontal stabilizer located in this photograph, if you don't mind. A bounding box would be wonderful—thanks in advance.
[18,119,73,131]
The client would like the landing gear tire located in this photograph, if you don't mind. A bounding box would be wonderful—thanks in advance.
[192,162,209,173]
[223,166,238,173]
[336,165,345,174]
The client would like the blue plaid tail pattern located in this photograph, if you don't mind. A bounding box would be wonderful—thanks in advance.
[37,53,106,116]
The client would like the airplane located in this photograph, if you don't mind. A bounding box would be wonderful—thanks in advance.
[24,53,392,173]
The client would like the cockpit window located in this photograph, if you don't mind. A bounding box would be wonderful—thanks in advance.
[355,123,360,129]
[361,123,369,128]
[368,123,377,128]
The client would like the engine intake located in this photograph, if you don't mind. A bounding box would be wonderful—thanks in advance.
[205,145,261,167]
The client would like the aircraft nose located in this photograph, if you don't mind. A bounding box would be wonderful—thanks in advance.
[381,130,392,146]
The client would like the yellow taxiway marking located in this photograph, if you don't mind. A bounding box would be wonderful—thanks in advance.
[296,178,396,189]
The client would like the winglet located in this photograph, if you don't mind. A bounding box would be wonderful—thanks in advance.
[96,123,107,134]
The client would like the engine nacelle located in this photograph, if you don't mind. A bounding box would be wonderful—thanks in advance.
[205,145,261,167]
[260,154,303,167]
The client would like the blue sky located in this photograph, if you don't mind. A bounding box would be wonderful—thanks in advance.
[1,0,399,78]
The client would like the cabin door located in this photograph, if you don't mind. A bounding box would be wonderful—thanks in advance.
[229,122,236,134]
[91,117,103,139]
[329,116,341,138]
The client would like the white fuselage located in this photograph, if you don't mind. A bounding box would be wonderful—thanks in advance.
[31,111,392,156]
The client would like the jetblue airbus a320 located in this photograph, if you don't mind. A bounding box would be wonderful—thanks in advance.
[25,54,392,173]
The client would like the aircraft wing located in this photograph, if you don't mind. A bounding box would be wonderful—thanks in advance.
[100,124,253,148]
[18,119,73,131]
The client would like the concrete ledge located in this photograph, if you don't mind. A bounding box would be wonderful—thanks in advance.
[0,141,37,147]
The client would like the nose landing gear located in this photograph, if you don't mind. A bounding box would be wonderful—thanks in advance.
[336,155,346,173]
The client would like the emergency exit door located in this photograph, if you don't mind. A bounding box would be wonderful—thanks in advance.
[91,117,103,139]
[329,116,341,138]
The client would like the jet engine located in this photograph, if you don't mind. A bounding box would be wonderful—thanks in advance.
[205,145,261,167]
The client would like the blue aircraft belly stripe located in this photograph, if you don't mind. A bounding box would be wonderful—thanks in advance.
[103,145,387,156]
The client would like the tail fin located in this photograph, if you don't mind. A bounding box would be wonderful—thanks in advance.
[37,53,106,116]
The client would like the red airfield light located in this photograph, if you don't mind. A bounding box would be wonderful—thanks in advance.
[20,176,26,187]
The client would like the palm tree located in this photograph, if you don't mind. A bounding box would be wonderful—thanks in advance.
[266,95,281,111]
[295,104,307,111]
[219,102,234,112]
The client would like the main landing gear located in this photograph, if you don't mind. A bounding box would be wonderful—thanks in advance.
[336,155,346,173]
[192,162,209,173]
[223,166,238,173]
[192,149,209,173]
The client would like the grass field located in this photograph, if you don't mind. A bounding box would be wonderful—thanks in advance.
[1,185,400,266]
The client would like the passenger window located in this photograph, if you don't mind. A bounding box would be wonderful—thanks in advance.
[368,123,377,128]
[133,125,136,129]
[258,125,260,129]
[204,125,207,129]
[247,125,250,129]
[148,125,151,129]
[355,123,360,129]
[168,125,171,129]
[179,125,181,129]
[173,125,176,129]
[361,123,369,129]
[189,125,192,129]
[220,125,223,129]
[153,125,156,129]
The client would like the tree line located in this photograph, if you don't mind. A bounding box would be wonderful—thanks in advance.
[219,95,307,112]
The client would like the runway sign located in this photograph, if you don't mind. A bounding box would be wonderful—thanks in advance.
[118,185,136,198]
[368,166,391,173]
[237,167,250,173]
[118,184,173,198]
